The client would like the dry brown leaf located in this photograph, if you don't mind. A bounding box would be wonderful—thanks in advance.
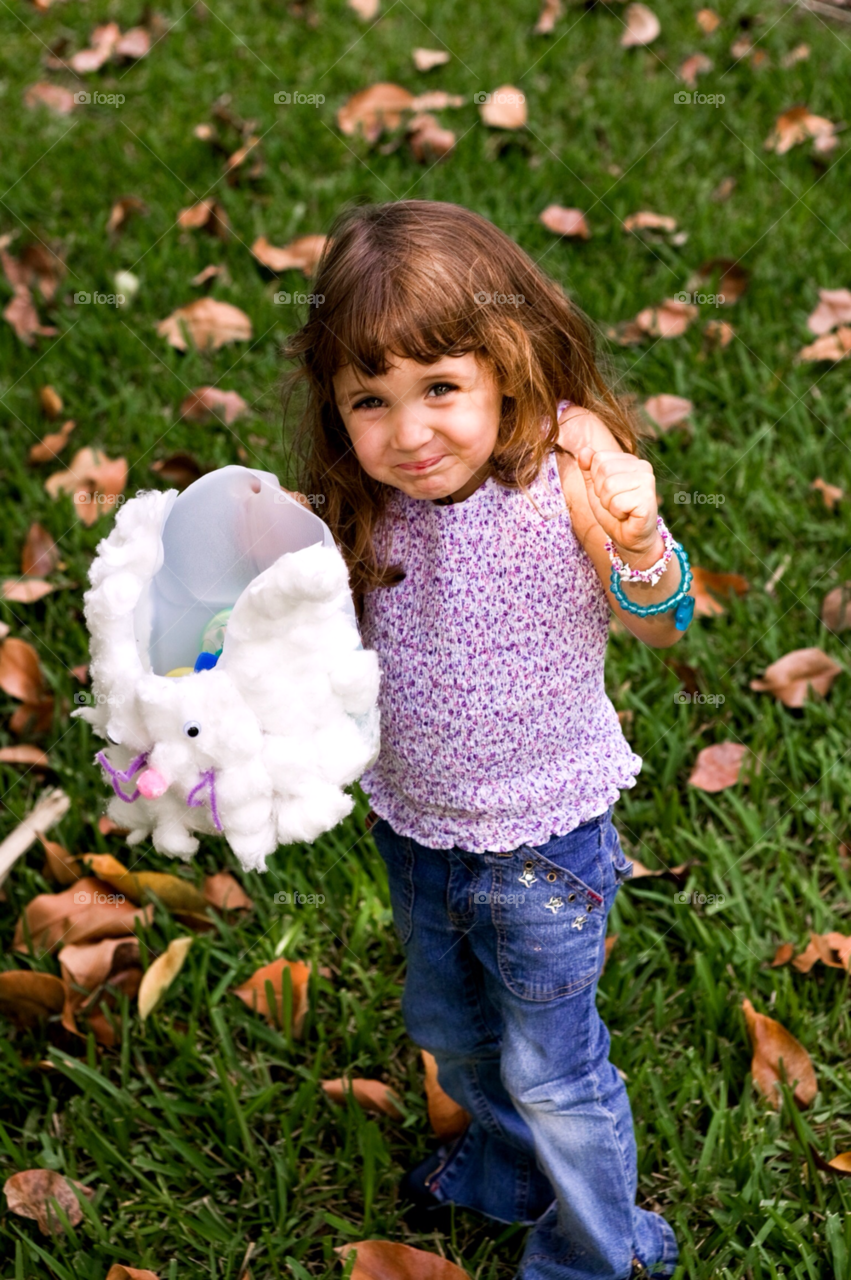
[41,837,80,886]
[45,447,128,526]
[80,856,209,914]
[711,176,736,202]
[407,114,455,162]
[421,1048,471,1140]
[177,200,230,238]
[642,394,692,434]
[781,44,810,68]
[14,878,153,955]
[114,27,151,59]
[191,264,228,286]
[157,298,252,351]
[703,319,735,349]
[2,580,55,604]
[750,647,843,707]
[409,91,465,112]
[696,8,720,33]
[232,957,315,1036]
[336,1241,468,1280]
[690,566,750,617]
[539,206,590,239]
[59,937,141,1008]
[770,942,794,967]
[807,288,851,336]
[623,211,677,234]
[534,0,562,34]
[621,4,660,48]
[105,1264,161,1280]
[688,743,750,792]
[150,453,203,489]
[765,106,836,155]
[821,583,851,633]
[0,637,45,703]
[40,386,62,419]
[179,387,248,425]
[348,0,379,18]
[0,745,50,766]
[412,48,450,71]
[3,286,59,345]
[798,328,851,363]
[250,234,327,276]
[3,1169,94,1235]
[337,84,416,142]
[0,970,66,1026]
[678,53,713,88]
[138,935,193,1020]
[479,85,527,129]
[21,523,59,578]
[688,257,750,305]
[29,420,75,464]
[107,197,148,236]
[23,83,78,115]
[792,931,851,973]
[742,997,817,1108]
[811,477,844,509]
[204,871,253,911]
[730,34,754,59]
[635,298,698,338]
[224,135,261,178]
[322,1078,403,1117]
[9,696,55,738]
[67,22,121,72]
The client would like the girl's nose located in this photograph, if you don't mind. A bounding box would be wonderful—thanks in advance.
[137,768,168,799]
[390,405,435,454]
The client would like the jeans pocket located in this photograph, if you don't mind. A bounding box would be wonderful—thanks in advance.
[490,819,607,1002]
[372,821,415,947]
[603,819,634,888]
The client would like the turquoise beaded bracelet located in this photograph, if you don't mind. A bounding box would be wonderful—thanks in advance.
[609,540,695,631]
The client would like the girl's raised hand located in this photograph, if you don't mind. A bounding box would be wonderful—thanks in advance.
[576,445,661,563]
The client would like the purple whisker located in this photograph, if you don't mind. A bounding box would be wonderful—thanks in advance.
[187,769,223,832]
[96,750,149,803]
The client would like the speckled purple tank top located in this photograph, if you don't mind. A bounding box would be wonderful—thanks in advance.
[358,422,643,853]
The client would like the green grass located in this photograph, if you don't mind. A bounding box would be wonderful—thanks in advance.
[1,0,851,1274]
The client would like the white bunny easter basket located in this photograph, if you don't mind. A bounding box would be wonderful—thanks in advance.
[74,466,380,872]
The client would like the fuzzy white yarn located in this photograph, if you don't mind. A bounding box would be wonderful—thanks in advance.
[74,484,380,872]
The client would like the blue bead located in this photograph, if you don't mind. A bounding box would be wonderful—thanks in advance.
[194,650,219,672]
[674,595,695,630]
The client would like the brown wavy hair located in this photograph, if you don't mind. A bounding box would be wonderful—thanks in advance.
[282,199,641,623]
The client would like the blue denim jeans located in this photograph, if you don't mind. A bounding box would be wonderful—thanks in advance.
[370,804,678,1280]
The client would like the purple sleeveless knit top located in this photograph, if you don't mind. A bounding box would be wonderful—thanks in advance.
[358,424,642,853]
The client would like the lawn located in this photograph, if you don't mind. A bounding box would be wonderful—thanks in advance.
[1,0,851,1275]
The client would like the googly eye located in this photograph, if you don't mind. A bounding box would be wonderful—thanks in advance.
[183,721,201,739]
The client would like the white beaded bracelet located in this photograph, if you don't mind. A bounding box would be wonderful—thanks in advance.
[604,516,674,587]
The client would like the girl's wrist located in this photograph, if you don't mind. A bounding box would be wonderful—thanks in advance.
[611,530,666,572]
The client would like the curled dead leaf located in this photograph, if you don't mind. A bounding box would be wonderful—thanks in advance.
[742,997,817,1108]
[690,566,750,617]
[29,420,76,464]
[138,936,193,1020]
[821,583,851,633]
[534,0,562,34]
[337,84,415,142]
[688,743,750,792]
[177,200,230,238]
[0,637,45,703]
[688,257,750,304]
[0,746,50,767]
[0,970,66,1026]
[157,298,252,351]
[39,386,63,419]
[811,477,843,509]
[703,319,735,349]
[810,1146,851,1178]
[14,878,153,955]
[696,9,720,34]
[791,931,851,973]
[322,1078,403,1117]
[770,942,794,967]
[750,647,843,707]
[203,871,253,911]
[407,114,455,162]
[539,206,590,239]
[807,287,851,336]
[3,1169,94,1235]
[336,1240,469,1280]
[232,957,316,1036]
[621,3,660,47]
[23,83,77,115]
[2,580,55,604]
[45,447,128,526]
[107,196,148,236]
[22,523,59,578]
[642,394,692,435]
[678,53,713,88]
[635,298,699,338]
[623,211,677,234]
[798,328,851,363]
[179,387,248,425]
[250,235,327,276]
[765,106,837,155]
[479,85,527,129]
[421,1048,471,1140]
[412,48,450,71]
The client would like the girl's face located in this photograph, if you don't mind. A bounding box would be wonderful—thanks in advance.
[332,352,503,503]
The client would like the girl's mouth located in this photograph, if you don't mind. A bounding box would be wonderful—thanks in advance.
[396,455,444,473]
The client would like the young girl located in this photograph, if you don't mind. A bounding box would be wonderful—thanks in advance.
[284,200,690,1280]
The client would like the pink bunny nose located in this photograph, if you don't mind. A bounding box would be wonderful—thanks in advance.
[137,768,168,799]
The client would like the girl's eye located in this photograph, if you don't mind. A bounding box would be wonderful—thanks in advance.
[352,395,384,411]
[427,382,457,398]
[183,721,201,738]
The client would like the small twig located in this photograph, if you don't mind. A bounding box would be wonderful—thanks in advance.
[765,554,792,598]
[0,787,70,888]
